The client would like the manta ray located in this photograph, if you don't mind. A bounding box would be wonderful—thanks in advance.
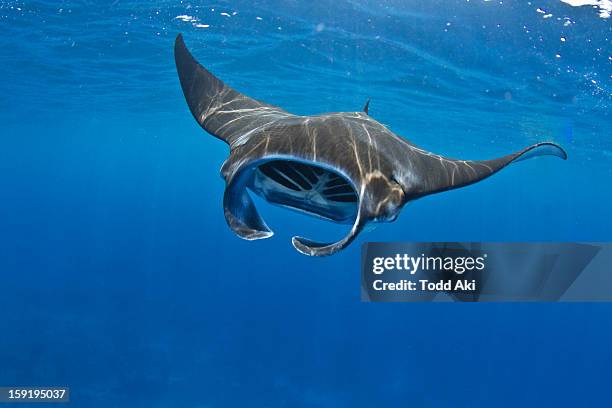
[174,34,567,256]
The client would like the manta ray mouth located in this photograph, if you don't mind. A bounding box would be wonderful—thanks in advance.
[247,159,359,224]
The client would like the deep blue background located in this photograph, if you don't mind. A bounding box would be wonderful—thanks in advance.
[1,1,611,406]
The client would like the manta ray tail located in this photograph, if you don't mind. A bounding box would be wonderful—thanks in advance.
[412,142,567,198]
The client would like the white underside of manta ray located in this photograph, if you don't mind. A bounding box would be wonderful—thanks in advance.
[174,34,567,257]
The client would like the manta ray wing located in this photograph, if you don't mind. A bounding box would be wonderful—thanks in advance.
[174,34,292,147]
[409,142,567,198]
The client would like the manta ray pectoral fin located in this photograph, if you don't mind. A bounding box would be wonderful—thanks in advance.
[291,214,365,256]
[479,142,567,173]
[413,142,567,198]
[174,34,291,147]
[511,142,567,162]
[223,177,273,240]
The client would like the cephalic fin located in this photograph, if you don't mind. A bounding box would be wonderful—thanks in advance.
[223,173,273,240]
[291,204,366,256]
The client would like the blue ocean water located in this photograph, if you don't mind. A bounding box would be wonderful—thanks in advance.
[1,0,611,406]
